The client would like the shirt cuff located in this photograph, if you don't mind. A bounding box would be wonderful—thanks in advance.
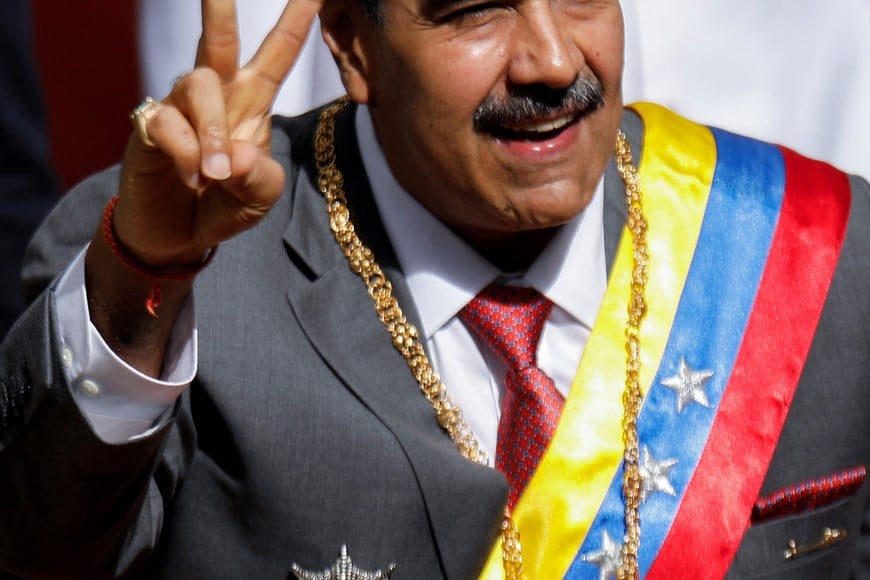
[55,246,197,443]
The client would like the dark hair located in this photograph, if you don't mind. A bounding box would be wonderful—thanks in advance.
[358,0,384,23]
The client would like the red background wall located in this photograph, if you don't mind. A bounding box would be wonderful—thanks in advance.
[32,0,141,191]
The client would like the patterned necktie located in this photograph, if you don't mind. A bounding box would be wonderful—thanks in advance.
[459,285,565,509]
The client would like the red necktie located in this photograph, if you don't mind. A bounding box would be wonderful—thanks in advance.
[460,285,564,509]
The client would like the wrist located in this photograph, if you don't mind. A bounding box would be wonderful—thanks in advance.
[102,196,217,317]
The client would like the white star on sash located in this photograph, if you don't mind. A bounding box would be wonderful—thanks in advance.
[661,357,714,413]
[639,445,678,504]
[581,530,624,580]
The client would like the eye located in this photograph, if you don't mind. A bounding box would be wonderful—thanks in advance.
[440,1,507,24]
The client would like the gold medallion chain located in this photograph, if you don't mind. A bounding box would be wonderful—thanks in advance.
[315,96,647,580]
[615,128,647,580]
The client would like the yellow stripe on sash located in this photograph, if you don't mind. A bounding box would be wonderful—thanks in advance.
[480,104,718,579]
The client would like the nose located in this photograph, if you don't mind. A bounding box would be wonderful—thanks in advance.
[506,1,582,88]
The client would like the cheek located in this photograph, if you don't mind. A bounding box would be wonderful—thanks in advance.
[391,30,509,114]
[381,42,506,182]
[581,15,625,94]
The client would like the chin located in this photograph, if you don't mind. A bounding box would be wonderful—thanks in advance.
[507,187,594,227]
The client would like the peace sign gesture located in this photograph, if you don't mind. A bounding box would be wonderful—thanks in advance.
[114,0,327,269]
[87,0,329,373]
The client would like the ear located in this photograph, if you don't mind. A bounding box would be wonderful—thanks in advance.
[320,0,375,104]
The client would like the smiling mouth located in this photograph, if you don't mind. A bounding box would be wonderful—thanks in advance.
[487,112,579,141]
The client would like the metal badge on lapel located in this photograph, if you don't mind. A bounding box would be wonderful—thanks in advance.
[291,545,396,580]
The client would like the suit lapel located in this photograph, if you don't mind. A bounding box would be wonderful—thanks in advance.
[281,104,506,578]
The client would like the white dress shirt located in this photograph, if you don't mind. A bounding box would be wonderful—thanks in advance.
[55,249,194,442]
[59,106,608,457]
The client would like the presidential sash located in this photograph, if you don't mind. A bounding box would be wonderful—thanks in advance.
[480,103,851,579]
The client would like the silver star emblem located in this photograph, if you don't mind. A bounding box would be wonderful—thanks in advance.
[581,530,624,580]
[639,445,678,504]
[661,357,713,413]
[291,545,396,580]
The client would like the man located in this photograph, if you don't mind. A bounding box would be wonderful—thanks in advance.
[1,0,869,578]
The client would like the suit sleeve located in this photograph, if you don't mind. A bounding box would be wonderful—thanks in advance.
[0,169,196,579]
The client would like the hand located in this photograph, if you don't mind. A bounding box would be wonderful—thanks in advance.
[114,0,326,268]
[83,0,327,374]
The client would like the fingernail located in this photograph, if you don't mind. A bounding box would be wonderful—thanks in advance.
[185,172,202,190]
[204,153,232,180]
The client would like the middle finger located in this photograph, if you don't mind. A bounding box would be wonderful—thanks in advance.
[168,68,233,181]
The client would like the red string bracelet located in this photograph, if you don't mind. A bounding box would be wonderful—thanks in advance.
[101,196,217,318]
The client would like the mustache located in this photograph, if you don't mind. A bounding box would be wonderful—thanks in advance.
[472,74,605,132]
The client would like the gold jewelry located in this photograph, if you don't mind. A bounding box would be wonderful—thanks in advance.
[615,123,647,580]
[315,96,647,580]
[130,96,161,150]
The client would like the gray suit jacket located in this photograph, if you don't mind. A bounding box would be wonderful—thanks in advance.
[1,104,869,579]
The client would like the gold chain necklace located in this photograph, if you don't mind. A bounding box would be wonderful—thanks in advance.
[314,96,648,580]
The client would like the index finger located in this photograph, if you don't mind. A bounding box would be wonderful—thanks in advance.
[195,0,241,81]
[245,0,327,90]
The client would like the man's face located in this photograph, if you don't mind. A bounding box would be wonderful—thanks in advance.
[351,0,624,254]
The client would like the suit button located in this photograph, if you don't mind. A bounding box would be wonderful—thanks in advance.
[62,347,73,368]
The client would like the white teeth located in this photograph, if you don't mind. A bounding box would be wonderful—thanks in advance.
[511,114,573,133]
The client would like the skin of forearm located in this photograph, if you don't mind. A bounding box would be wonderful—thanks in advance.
[84,229,194,378]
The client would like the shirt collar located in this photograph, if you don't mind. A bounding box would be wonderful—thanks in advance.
[354,105,607,339]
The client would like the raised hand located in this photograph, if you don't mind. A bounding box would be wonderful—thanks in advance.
[85,0,328,374]
[115,0,326,268]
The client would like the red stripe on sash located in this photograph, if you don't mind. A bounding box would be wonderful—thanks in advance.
[647,149,851,577]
